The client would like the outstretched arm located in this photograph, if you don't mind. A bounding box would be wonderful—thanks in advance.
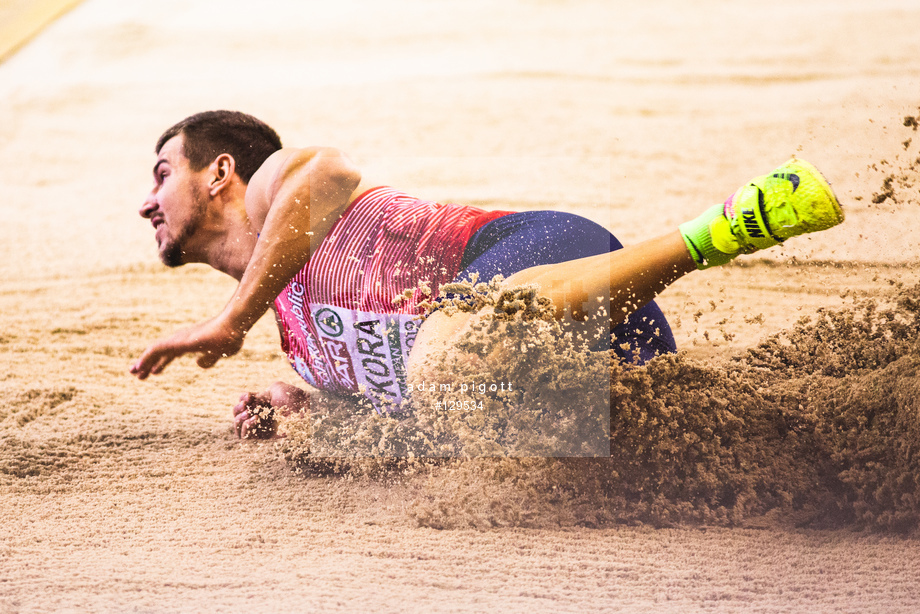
[222,147,362,338]
[131,147,361,378]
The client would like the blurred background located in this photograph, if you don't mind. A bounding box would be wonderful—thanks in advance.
[3,0,919,284]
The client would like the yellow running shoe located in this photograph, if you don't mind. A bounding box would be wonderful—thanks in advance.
[680,158,845,269]
[719,157,844,252]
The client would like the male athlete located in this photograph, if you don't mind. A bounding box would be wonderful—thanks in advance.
[130,110,844,438]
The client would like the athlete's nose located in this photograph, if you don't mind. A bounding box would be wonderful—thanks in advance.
[139,192,158,219]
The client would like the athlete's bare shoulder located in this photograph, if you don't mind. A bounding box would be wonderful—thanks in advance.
[244,147,365,232]
[244,147,319,231]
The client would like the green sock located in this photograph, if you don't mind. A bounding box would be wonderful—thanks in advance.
[678,203,739,270]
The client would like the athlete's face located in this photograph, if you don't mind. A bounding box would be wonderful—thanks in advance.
[139,134,207,267]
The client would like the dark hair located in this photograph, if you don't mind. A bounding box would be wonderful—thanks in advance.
[156,110,283,183]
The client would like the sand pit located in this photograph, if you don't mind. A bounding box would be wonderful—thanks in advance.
[3,0,920,611]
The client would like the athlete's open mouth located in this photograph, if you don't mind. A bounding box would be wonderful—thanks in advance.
[151,217,164,229]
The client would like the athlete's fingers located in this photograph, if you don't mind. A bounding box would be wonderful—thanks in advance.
[150,352,177,375]
[131,347,166,379]
[234,409,251,437]
[233,393,253,416]
[232,402,247,419]
[130,346,157,378]
[131,332,191,378]
[239,415,260,439]
[258,394,274,410]
[129,361,147,379]
[235,391,270,416]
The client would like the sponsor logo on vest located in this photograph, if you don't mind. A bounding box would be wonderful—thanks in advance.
[741,208,764,238]
[305,334,333,389]
[355,319,400,409]
[287,282,311,338]
[315,308,344,338]
[403,318,420,351]
[386,317,408,399]
[292,356,316,387]
[323,338,357,388]
[284,282,330,388]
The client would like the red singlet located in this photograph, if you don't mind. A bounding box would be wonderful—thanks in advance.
[273,187,509,411]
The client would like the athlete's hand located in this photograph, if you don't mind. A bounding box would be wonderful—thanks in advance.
[233,381,310,439]
[130,314,246,379]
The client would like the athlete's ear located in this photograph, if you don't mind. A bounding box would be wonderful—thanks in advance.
[208,153,236,197]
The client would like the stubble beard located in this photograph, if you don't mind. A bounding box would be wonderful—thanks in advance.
[160,230,191,268]
[159,185,206,268]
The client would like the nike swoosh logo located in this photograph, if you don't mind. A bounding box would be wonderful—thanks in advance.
[773,172,800,192]
[684,237,704,265]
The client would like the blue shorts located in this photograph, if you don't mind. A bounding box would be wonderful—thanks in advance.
[455,211,677,364]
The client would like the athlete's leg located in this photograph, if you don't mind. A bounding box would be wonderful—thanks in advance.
[451,209,678,359]
[410,230,692,371]
[501,229,694,337]
[410,157,844,373]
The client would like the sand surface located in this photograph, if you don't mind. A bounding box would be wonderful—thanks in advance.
[3,0,920,611]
